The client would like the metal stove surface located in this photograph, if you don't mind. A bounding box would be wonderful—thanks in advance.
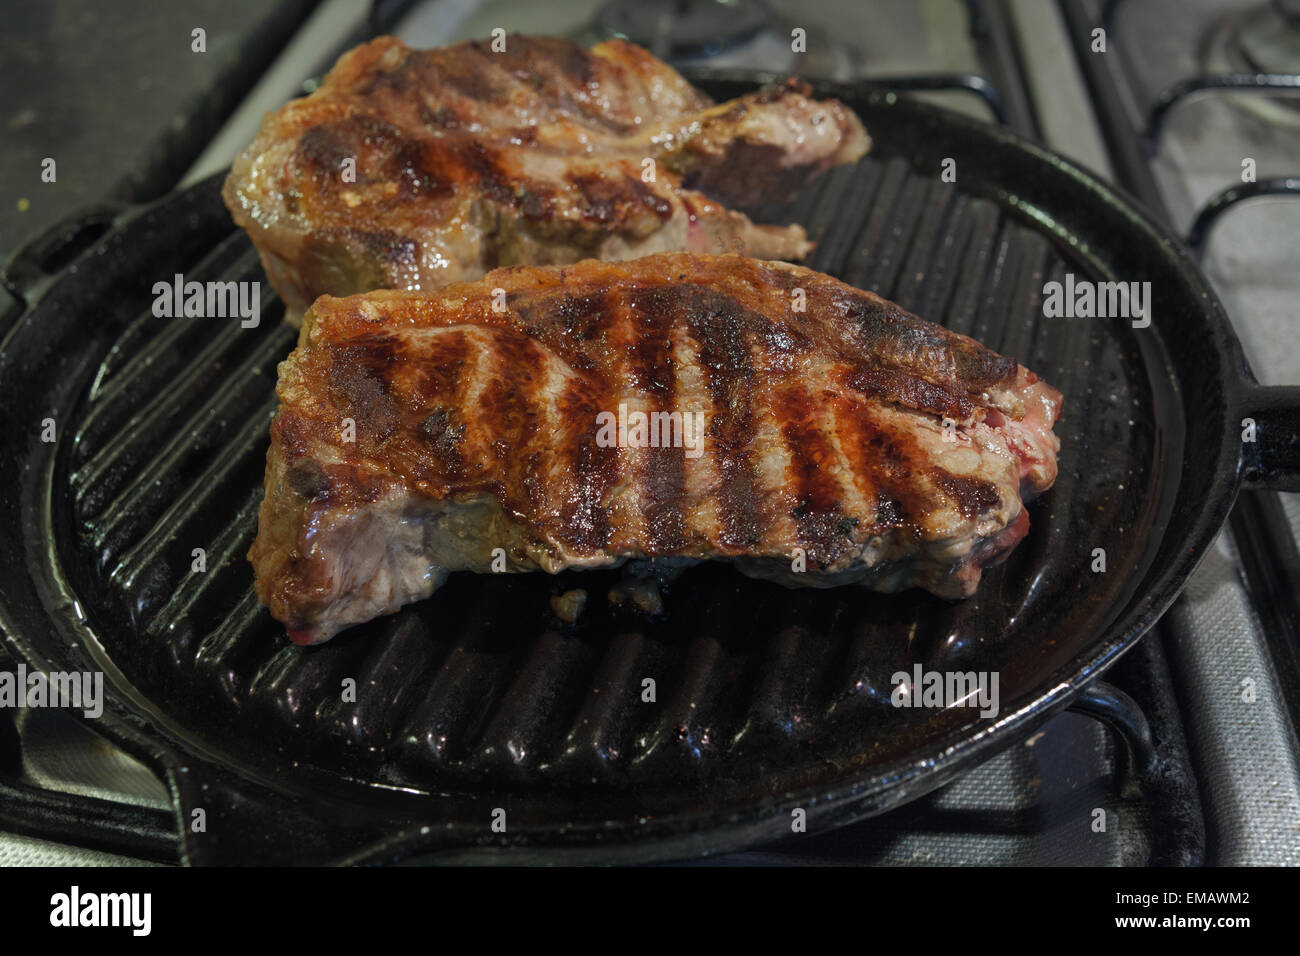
[2,0,1298,866]
[1063,0,1300,864]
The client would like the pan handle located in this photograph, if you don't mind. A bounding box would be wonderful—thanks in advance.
[1239,384,1300,492]
[2,203,125,301]
[0,642,178,862]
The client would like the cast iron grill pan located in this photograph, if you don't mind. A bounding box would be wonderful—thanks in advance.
[1,77,1296,864]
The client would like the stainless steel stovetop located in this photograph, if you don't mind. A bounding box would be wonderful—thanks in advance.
[3,0,1298,866]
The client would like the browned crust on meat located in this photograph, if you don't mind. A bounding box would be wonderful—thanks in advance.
[223,36,870,315]
[251,253,1062,638]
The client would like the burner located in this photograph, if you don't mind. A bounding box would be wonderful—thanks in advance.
[593,0,772,60]
[1204,1,1300,123]
[1236,0,1300,74]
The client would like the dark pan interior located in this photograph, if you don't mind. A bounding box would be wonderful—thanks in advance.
[55,136,1169,786]
[1,82,1227,863]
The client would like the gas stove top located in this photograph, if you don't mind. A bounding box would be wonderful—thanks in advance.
[2,0,1298,867]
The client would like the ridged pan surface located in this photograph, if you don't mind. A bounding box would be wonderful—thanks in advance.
[4,82,1225,863]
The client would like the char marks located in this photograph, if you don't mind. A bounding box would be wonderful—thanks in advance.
[407,329,472,408]
[683,286,763,551]
[390,328,477,483]
[931,470,1002,520]
[565,170,675,228]
[252,253,1061,643]
[293,114,452,202]
[839,289,1018,396]
[472,326,543,472]
[776,383,857,567]
[846,366,972,423]
[558,386,617,553]
[835,401,937,538]
[326,335,400,443]
[627,287,686,552]
[300,255,1032,558]
[225,35,870,315]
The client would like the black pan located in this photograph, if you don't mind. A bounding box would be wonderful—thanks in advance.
[1,75,1297,865]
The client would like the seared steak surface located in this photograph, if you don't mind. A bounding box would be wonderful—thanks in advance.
[222,35,869,318]
[251,253,1062,644]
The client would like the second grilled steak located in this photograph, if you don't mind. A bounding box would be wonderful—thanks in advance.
[222,35,870,319]
[250,253,1062,644]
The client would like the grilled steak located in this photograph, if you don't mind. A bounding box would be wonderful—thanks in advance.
[250,253,1062,644]
[222,35,870,318]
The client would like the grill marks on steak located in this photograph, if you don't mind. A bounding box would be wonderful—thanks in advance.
[222,35,870,317]
[250,253,1062,644]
